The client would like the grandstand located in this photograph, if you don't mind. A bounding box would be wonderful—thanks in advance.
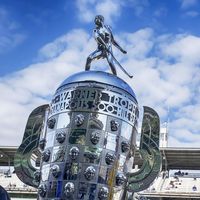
[134,127,200,199]
[0,146,37,198]
[1,128,200,199]
[137,170,200,199]
[0,169,37,198]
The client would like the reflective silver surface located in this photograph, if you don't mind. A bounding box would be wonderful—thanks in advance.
[127,106,162,193]
[33,170,41,183]
[42,74,139,199]
[52,146,65,162]
[51,83,138,125]
[58,71,136,99]
[42,149,51,162]
[15,63,162,199]
[14,104,49,188]
[38,184,47,197]
[39,138,46,150]
[45,131,55,148]
[57,112,70,128]
[41,164,50,182]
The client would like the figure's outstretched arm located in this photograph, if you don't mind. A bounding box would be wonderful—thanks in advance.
[108,26,127,54]
[112,37,127,54]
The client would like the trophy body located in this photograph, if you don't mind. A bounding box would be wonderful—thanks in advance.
[38,71,139,199]
[14,16,161,200]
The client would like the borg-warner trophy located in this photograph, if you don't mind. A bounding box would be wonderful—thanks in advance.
[14,15,161,200]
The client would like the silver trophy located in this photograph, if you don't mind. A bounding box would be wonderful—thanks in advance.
[14,16,161,200]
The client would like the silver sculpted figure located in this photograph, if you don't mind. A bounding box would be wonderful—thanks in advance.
[85,15,133,78]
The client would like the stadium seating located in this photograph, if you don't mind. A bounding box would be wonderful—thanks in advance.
[138,171,200,198]
[0,172,37,192]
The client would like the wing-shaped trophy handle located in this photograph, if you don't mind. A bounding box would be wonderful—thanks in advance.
[14,104,49,188]
[127,106,162,193]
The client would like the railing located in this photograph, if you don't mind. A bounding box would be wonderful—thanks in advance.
[138,176,200,197]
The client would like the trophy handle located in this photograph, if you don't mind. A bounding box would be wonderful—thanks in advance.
[127,106,162,193]
[14,104,49,188]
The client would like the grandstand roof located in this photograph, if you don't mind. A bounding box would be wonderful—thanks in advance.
[134,147,200,170]
[0,146,16,166]
[0,146,200,170]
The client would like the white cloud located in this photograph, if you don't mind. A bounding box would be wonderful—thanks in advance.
[121,30,200,147]
[159,34,200,65]
[0,25,200,148]
[120,28,154,59]
[0,29,92,146]
[38,29,90,60]
[75,0,149,24]
[185,10,199,17]
[76,0,121,24]
[0,7,26,53]
[126,0,149,17]
[154,7,168,17]
[169,135,200,147]
[180,0,198,9]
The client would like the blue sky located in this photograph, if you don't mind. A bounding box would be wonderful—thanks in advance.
[1,0,200,75]
[0,0,200,147]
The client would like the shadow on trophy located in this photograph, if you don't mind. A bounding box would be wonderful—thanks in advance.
[14,15,161,200]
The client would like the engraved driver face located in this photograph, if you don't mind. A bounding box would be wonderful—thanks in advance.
[69,147,79,160]
[84,166,96,180]
[98,187,109,199]
[75,114,85,126]
[64,182,75,197]
[90,131,100,145]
